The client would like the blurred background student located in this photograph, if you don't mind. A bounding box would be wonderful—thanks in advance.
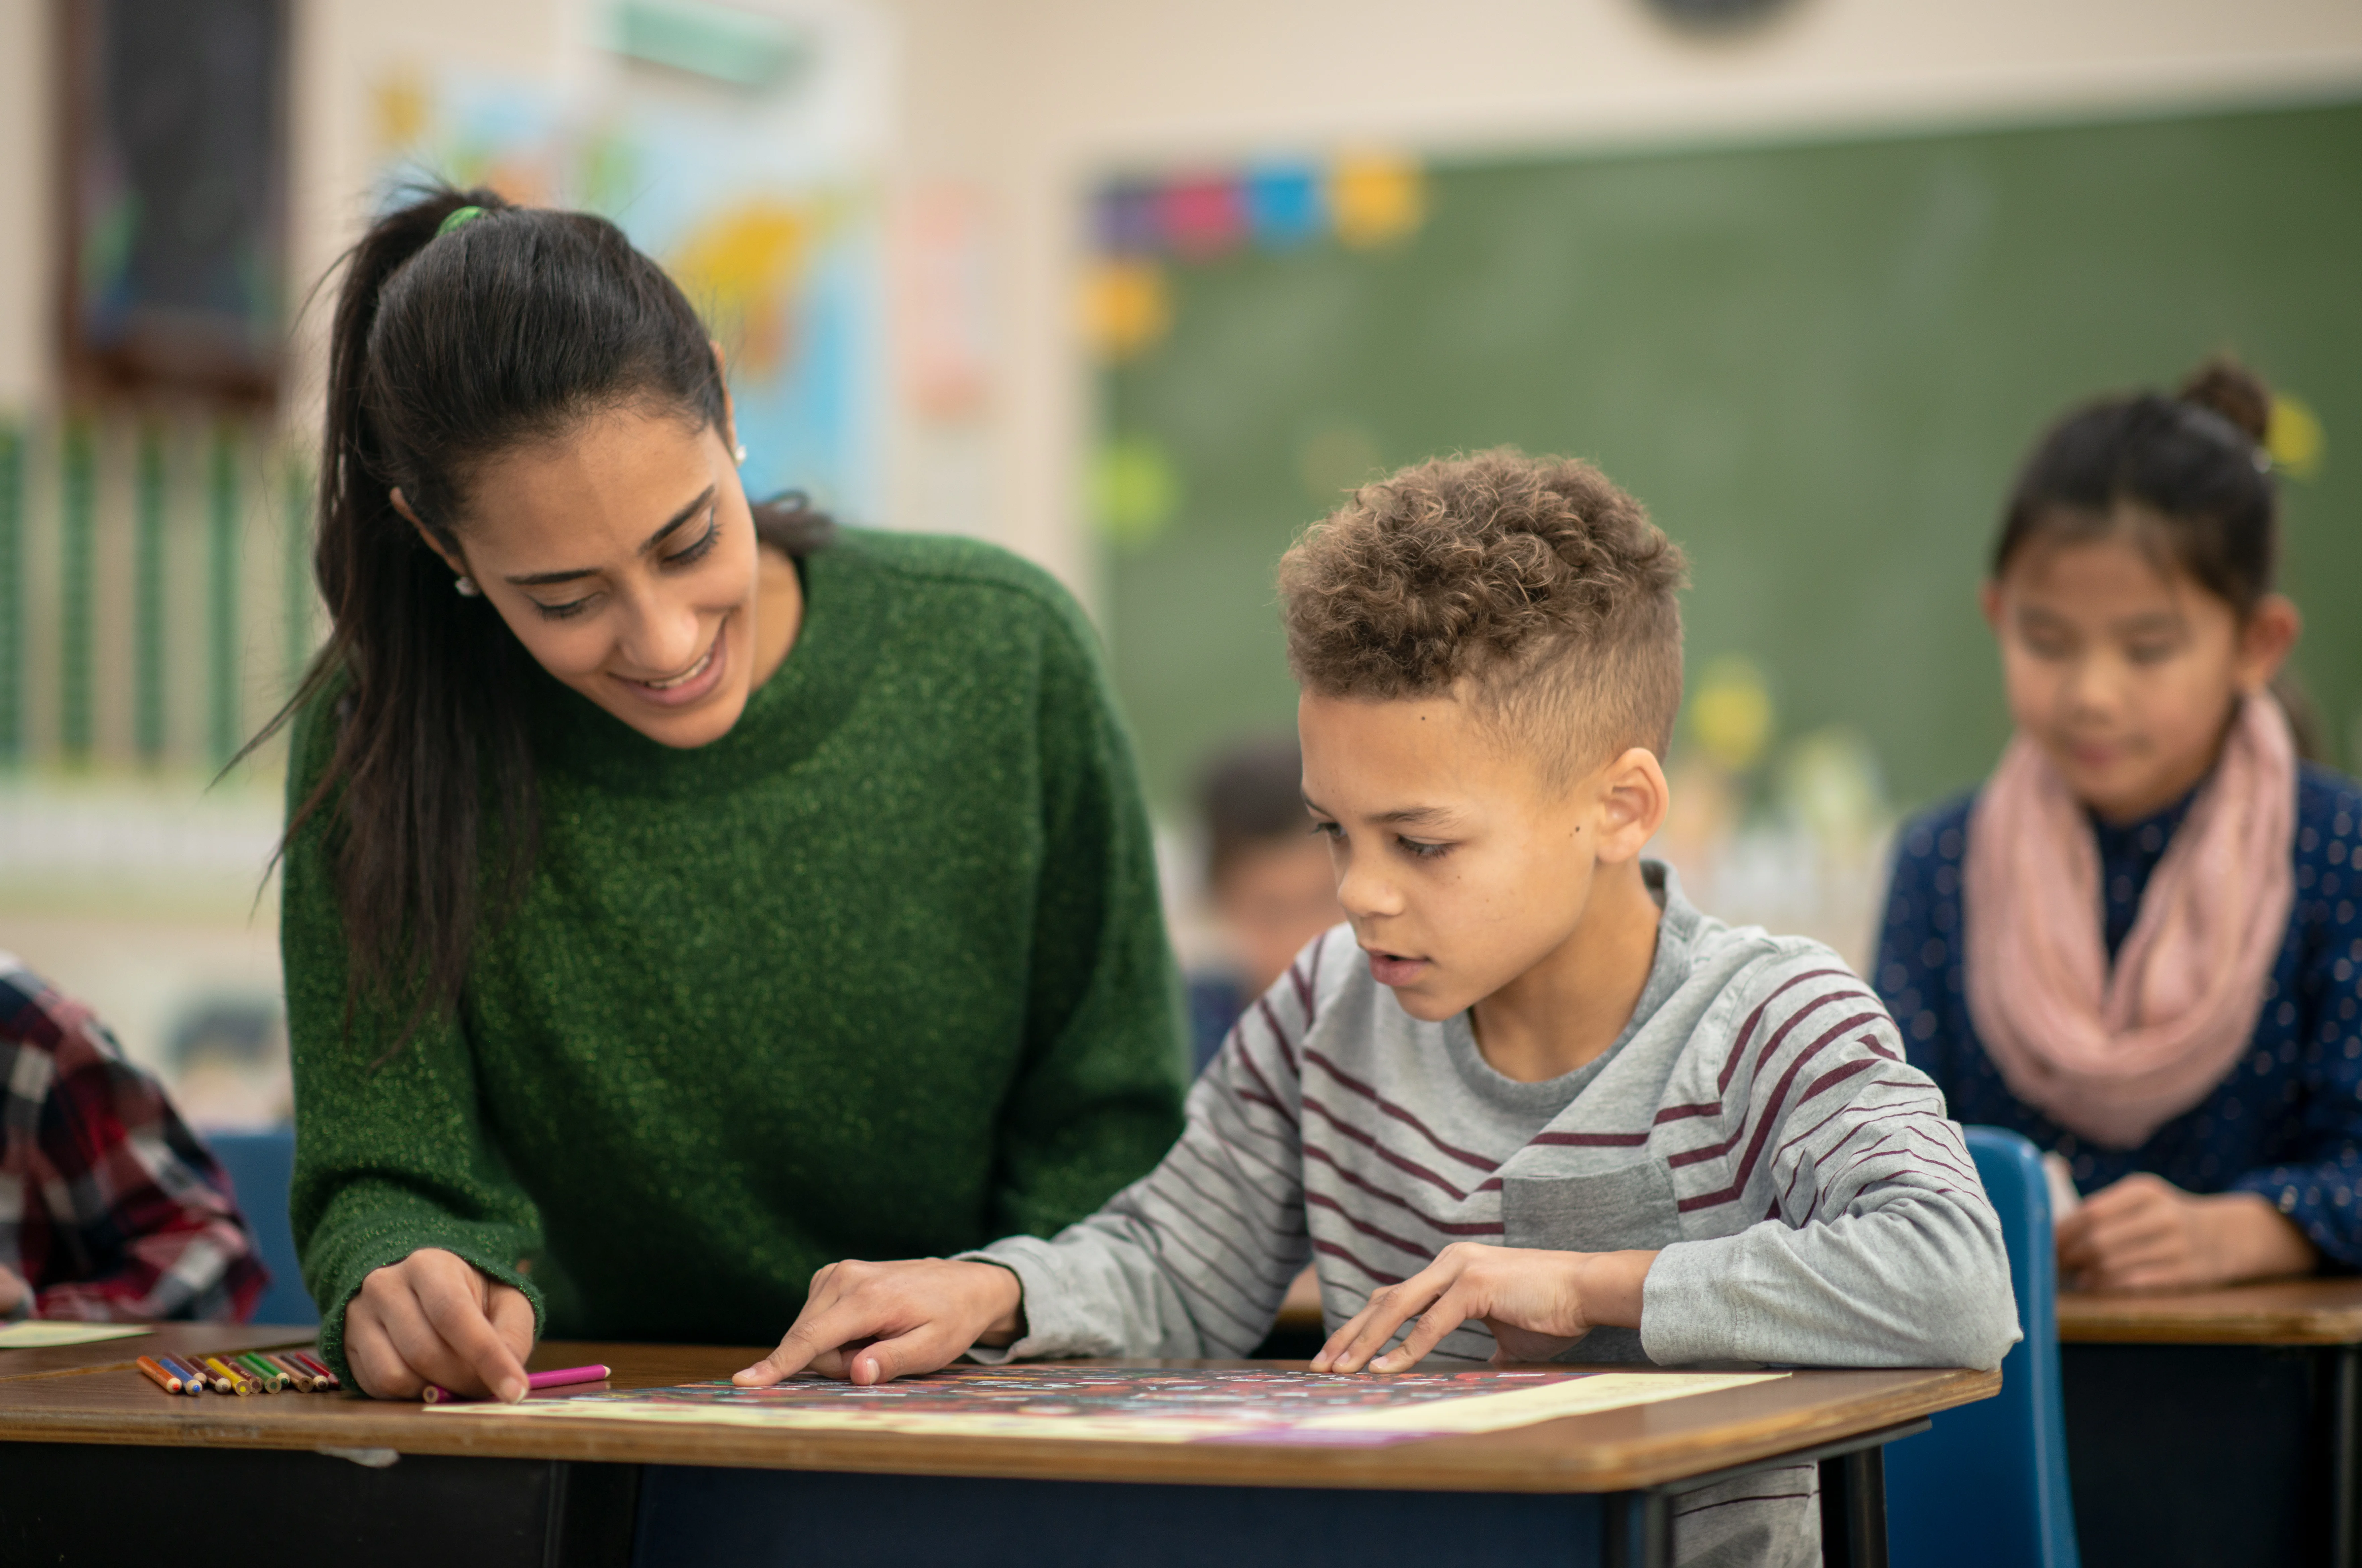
[1186,737,1343,1075]
[1875,361,2359,1295]
[0,956,265,1321]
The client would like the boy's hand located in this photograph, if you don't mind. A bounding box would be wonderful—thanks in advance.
[1311,1242,1657,1374]
[2057,1173,2317,1292]
[734,1258,1025,1388]
[345,1248,536,1402]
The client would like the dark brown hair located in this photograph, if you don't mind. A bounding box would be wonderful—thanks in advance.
[1995,358,2277,613]
[245,185,830,1046]
[1993,357,2326,756]
[1197,736,1312,886]
[1277,449,1688,778]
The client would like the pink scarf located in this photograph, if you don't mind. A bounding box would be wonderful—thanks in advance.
[1962,694,2296,1150]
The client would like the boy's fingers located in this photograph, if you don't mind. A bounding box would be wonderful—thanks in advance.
[1311,1303,1382,1371]
[1325,1274,1448,1373]
[737,1296,897,1386]
[847,1328,955,1387]
[1371,1291,1471,1372]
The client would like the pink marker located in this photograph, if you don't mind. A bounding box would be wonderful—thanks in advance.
[422,1363,611,1404]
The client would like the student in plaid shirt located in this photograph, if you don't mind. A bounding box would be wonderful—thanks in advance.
[0,955,267,1321]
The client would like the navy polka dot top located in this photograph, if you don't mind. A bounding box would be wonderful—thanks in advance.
[1876,762,2362,1267]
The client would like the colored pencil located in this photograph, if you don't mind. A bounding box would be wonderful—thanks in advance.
[135,1355,182,1395]
[291,1350,341,1389]
[160,1354,208,1395]
[265,1352,318,1391]
[236,1352,288,1392]
[527,1364,610,1390]
[202,1356,255,1396]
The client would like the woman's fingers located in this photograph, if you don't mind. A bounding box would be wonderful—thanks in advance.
[418,1269,531,1402]
[343,1300,426,1400]
[347,1251,534,1402]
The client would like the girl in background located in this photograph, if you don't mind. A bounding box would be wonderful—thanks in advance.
[1876,360,2361,1292]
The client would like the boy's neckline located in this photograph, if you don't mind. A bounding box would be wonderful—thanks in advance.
[1453,863,1688,1099]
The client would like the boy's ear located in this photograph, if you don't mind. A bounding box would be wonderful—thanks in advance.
[1591,746,1671,865]
[1978,579,2003,632]
[2236,593,2301,694]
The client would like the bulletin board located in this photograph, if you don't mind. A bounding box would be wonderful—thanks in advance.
[1094,99,2362,816]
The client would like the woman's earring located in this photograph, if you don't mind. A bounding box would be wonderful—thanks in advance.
[455,575,481,597]
[733,443,748,465]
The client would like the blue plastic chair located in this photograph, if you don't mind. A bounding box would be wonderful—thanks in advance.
[1883,1126,2078,1568]
[202,1127,319,1326]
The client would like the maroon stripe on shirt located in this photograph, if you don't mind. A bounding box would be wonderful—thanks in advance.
[1670,1010,1885,1169]
[1256,997,1301,1074]
[1858,1032,1901,1062]
[1530,1130,1651,1147]
[1303,1143,1507,1236]
[1795,1113,1979,1218]
[1795,1056,1877,1107]
[1305,1047,1496,1173]
[1774,1097,1913,1213]
[1301,1097,1472,1202]
[1714,968,1850,1096]
[1289,959,1315,1018]
[1228,1037,1296,1123]
[1306,1190,1437,1260]
[1313,1236,1407,1289]
[1674,1012,1884,1210]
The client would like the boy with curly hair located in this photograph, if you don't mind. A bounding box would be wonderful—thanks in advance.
[741,450,2017,1567]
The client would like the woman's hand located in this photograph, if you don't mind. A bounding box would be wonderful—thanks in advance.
[0,1264,25,1317]
[2057,1173,2318,1291]
[1310,1242,1657,1373]
[344,1248,536,1401]
[734,1258,1025,1388]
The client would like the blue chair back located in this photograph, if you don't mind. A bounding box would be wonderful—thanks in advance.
[202,1127,318,1326]
[1884,1125,2079,1568]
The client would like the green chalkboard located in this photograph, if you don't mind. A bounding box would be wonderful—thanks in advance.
[1096,100,2362,819]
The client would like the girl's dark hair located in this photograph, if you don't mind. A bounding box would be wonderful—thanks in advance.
[1994,357,2277,611]
[1994,357,2322,759]
[247,186,831,1045]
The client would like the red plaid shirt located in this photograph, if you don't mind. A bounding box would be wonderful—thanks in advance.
[0,959,266,1321]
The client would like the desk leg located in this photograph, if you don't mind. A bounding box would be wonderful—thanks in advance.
[1599,1491,1671,1568]
[2337,1343,2359,1568]
[1818,1447,1888,1568]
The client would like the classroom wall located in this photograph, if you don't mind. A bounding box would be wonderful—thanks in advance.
[879,0,2362,603]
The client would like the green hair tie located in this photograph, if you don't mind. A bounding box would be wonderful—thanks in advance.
[437,205,485,238]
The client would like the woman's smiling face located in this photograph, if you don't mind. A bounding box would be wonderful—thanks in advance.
[412,403,768,749]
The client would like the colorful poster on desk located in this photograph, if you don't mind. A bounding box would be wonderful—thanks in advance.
[426,1363,1786,1446]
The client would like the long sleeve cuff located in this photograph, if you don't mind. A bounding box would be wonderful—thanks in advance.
[950,1236,1116,1364]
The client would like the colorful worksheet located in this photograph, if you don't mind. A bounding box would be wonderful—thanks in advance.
[425,1364,1785,1445]
[0,1322,152,1350]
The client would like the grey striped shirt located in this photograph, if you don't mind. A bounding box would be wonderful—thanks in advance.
[969,865,2018,1566]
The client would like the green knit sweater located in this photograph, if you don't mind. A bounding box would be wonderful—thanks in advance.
[281,530,1188,1373]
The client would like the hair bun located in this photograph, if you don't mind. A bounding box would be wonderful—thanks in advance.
[2177,357,2273,445]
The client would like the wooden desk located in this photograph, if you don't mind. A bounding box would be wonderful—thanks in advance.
[2058,1279,2362,1568]
[0,1330,1993,1568]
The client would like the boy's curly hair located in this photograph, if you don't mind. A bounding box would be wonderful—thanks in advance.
[1278,449,1688,780]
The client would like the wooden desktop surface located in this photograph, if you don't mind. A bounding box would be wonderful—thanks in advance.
[2058,1276,2362,1345]
[0,1328,1994,1494]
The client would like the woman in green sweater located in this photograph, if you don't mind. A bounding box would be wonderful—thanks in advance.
[265,189,1186,1401]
